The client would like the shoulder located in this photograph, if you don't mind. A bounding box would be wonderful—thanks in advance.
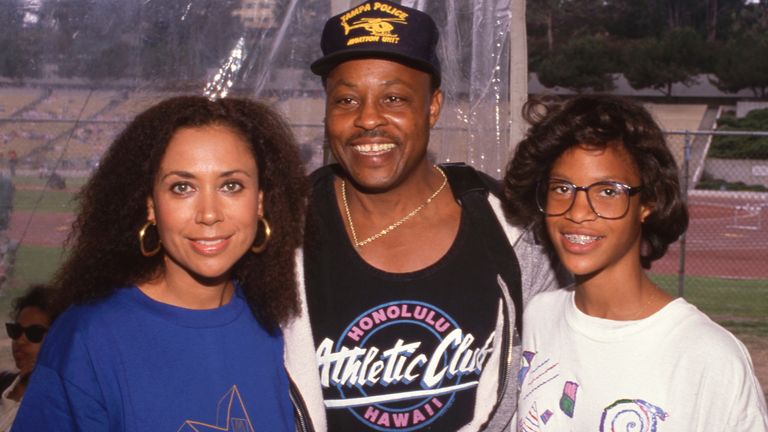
[484,181,568,297]
[0,371,17,381]
[439,163,524,243]
[665,300,734,342]
[667,300,752,358]
[0,371,17,392]
[307,165,341,216]
[441,163,504,202]
[309,164,341,192]
[662,301,768,425]
[522,289,571,339]
[39,289,135,363]
[55,288,135,329]
[526,288,570,314]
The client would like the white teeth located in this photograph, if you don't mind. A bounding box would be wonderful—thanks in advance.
[564,234,599,245]
[196,239,223,246]
[353,143,395,153]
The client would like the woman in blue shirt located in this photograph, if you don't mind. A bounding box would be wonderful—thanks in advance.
[14,96,309,431]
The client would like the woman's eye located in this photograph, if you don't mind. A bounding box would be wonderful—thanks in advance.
[222,181,243,193]
[550,184,572,195]
[170,183,193,194]
[597,186,621,198]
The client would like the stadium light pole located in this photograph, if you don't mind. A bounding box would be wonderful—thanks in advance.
[508,0,528,156]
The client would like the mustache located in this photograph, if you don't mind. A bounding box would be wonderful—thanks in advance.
[347,130,401,145]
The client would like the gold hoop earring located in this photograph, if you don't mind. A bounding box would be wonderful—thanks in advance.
[250,217,272,254]
[138,220,162,257]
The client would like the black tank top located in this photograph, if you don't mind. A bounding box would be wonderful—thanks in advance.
[305,169,500,431]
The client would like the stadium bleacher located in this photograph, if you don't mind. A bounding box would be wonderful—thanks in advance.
[645,103,709,168]
[0,86,716,174]
[0,88,45,118]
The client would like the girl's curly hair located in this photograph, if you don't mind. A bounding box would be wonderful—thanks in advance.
[51,96,307,330]
[503,94,688,269]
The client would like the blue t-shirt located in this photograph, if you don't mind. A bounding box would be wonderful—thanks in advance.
[13,286,294,431]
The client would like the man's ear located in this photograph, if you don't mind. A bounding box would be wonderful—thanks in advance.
[428,89,443,129]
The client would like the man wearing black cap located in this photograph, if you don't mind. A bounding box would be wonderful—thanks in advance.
[283,1,562,431]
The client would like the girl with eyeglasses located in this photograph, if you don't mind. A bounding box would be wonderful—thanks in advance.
[504,95,767,431]
[0,285,51,432]
[13,97,310,431]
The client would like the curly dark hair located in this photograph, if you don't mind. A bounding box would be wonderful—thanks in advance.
[504,94,688,269]
[11,285,53,321]
[51,96,307,329]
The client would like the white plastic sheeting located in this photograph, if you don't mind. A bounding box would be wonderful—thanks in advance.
[2,0,525,176]
[217,0,523,175]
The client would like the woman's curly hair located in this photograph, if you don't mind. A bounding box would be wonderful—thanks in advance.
[503,94,688,269]
[51,96,307,330]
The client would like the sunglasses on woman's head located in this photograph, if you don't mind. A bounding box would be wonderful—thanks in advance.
[5,323,48,343]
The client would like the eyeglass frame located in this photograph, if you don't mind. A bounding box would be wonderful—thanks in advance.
[5,322,48,343]
[536,178,643,220]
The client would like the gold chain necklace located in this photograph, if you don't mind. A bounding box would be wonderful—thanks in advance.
[630,288,659,320]
[342,166,448,248]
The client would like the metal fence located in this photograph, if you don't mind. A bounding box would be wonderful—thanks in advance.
[655,130,768,322]
[2,116,767,314]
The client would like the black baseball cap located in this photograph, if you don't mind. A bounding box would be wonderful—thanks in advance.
[310,0,441,87]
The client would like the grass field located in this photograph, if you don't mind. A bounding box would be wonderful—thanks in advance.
[12,245,67,286]
[11,175,86,213]
[0,245,66,310]
[13,188,77,212]
[12,176,89,189]
[3,245,764,334]
[652,274,768,337]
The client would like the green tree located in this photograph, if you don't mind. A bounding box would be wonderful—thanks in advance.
[527,0,608,55]
[727,0,768,39]
[140,0,241,83]
[702,0,749,41]
[537,35,618,92]
[39,0,94,78]
[711,35,768,98]
[624,27,708,96]
[527,0,564,53]
[37,0,240,82]
[602,0,667,39]
[78,1,141,81]
[38,0,141,80]
[0,0,42,78]
[528,0,747,61]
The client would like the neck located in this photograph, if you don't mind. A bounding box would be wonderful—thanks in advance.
[574,267,668,320]
[8,374,28,401]
[139,266,234,310]
[342,163,441,213]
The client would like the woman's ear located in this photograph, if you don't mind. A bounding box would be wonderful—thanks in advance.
[640,202,654,223]
[146,196,156,222]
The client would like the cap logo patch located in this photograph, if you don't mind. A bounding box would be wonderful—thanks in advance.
[340,2,409,46]
[311,0,441,85]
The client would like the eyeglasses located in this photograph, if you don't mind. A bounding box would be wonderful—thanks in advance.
[536,179,642,220]
[5,323,48,343]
